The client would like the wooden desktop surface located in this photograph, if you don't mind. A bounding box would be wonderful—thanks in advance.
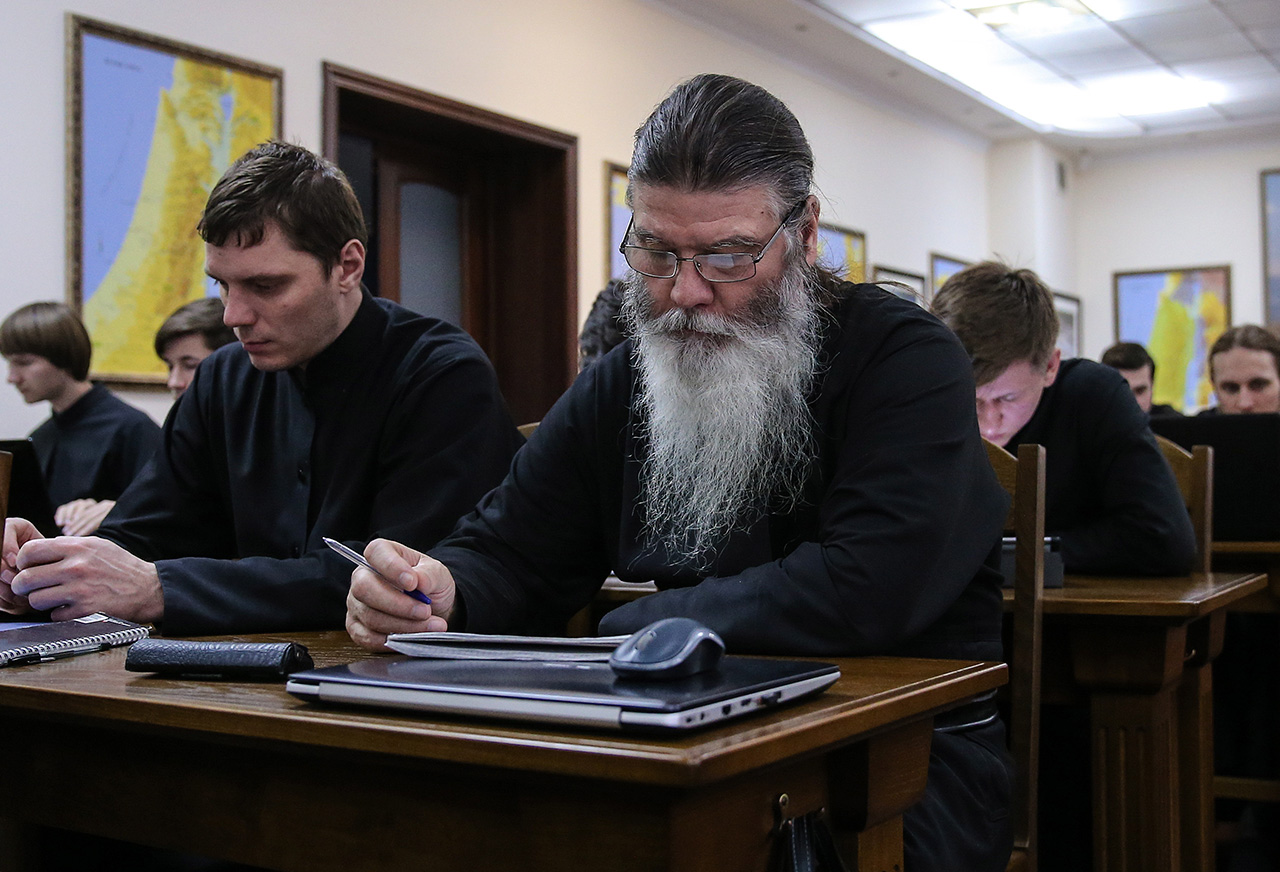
[0,630,1005,872]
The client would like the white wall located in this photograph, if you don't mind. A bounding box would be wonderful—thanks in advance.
[987,138,1076,292]
[1,0,990,437]
[1073,135,1280,359]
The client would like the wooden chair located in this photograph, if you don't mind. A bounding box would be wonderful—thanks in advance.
[0,449,11,526]
[1154,434,1214,574]
[984,439,1046,872]
[517,421,539,439]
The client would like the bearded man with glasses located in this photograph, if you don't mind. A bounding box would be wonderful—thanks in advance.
[347,73,1012,871]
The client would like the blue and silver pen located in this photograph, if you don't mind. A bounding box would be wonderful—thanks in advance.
[323,537,432,605]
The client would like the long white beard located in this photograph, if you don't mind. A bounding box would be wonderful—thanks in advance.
[621,258,823,570]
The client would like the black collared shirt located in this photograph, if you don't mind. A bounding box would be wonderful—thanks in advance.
[99,291,523,635]
[29,383,161,508]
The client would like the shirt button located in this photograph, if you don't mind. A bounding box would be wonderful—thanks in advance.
[297,463,308,483]
[291,546,301,558]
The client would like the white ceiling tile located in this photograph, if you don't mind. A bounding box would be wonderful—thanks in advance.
[1141,31,1259,63]
[1004,20,1134,56]
[1220,93,1280,118]
[1134,105,1230,128]
[1220,1,1280,29]
[1112,6,1238,40]
[1084,0,1214,22]
[1252,27,1280,50]
[1214,71,1280,100]
[1047,45,1154,76]
[809,0,951,23]
[1174,55,1280,80]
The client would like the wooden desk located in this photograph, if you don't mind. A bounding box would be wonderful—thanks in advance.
[1208,542,1280,810]
[1005,571,1266,872]
[0,631,1004,872]
[1212,541,1280,610]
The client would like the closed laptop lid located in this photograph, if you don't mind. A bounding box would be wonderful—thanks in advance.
[1150,414,1280,541]
[287,655,840,731]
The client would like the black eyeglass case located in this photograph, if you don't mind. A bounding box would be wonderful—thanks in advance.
[125,639,314,681]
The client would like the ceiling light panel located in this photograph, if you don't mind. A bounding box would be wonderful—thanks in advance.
[807,0,1278,136]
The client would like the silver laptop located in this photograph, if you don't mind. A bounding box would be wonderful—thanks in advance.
[286,655,839,731]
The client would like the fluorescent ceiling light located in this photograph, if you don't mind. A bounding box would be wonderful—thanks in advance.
[837,0,1224,136]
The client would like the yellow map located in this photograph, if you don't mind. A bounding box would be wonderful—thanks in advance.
[83,57,273,379]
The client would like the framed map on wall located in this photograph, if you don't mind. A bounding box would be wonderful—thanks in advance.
[1263,169,1280,326]
[1113,265,1230,413]
[929,252,970,297]
[605,162,630,284]
[68,15,281,382]
[816,223,866,283]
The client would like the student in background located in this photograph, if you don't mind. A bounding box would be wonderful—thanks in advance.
[0,301,160,536]
[155,297,237,398]
[577,279,627,371]
[932,262,1194,576]
[1198,322,1280,871]
[1203,324,1280,415]
[1100,340,1181,417]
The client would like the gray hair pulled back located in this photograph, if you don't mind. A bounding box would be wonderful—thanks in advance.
[628,74,813,220]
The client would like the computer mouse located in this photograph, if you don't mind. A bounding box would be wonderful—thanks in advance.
[608,617,725,680]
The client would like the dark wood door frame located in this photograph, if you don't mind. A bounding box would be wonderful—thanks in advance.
[322,62,578,424]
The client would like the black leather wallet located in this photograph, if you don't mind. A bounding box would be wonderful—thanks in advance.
[124,639,314,680]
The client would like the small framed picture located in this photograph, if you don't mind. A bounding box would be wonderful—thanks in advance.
[873,265,927,306]
[930,253,971,298]
[605,162,630,283]
[1113,265,1231,412]
[816,223,867,283]
[1053,292,1082,359]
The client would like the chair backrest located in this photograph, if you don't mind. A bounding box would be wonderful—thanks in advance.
[1154,434,1213,574]
[517,422,539,439]
[984,439,1045,872]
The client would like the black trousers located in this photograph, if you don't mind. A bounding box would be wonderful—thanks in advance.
[903,717,1013,872]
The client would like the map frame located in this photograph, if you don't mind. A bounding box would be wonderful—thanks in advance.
[1113,263,1232,413]
[66,14,282,383]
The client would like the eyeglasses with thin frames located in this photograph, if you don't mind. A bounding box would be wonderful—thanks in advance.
[618,200,807,283]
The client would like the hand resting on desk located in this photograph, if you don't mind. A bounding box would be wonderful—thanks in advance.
[54,498,116,537]
[1,516,163,623]
[346,538,453,651]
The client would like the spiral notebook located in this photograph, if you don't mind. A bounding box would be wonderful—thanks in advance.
[0,613,150,667]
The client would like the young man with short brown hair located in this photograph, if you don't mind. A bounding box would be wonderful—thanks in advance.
[933,261,1194,576]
